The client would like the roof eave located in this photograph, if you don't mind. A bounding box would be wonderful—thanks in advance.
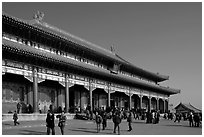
[2,12,169,83]
[3,39,179,95]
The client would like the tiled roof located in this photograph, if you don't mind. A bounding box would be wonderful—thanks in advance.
[32,20,169,82]
[175,103,201,113]
[2,12,169,82]
[182,103,201,113]
[2,38,180,95]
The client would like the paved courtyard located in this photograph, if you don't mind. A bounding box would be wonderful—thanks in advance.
[2,118,202,135]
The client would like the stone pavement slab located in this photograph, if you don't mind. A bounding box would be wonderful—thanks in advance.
[2,119,202,135]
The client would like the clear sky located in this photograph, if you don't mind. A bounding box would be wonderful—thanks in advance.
[2,2,202,109]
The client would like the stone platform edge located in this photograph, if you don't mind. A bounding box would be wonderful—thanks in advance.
[2,113,76,122]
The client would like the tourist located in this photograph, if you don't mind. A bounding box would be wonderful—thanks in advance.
[188,112,194,127]
[164,113,167,119]
[29,104,33,113]
[38,103,42,114]
[49,104,53,112]
[57,106,62,113]
[127,111,133,131]
[102,111,107,130]
[95,112,102,133]
[179,113,182,122]
[170,113,173,120]
[113,111,122,135]
[57,111,66,135]
[146,111,151,123]
[152,111,156,124]
[132,109,136,119]
[155,111,160,124]
[17,102,21,114]
[193,113,200,127]
[174,113,180,123]
[135,111,140,120]
[86,109,90,120]
[184,113,188,121]
[13,110,20,126]
[46,110,55,135]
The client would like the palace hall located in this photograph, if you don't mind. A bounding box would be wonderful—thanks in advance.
[2,12,180,114]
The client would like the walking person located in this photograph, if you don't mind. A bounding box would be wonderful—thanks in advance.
[155,111,160,124]
[38,103,42,114]
[135,112,140,120]
[178,113,182,122]
[95,112,102,133]
[57,111,67,135]
[102,111,107,130]
[188,112,194,127]
[113,111,122,135]
[193,113,200,127]
[152,111,156,124]
[46,110,55,135]
[127,111,133,131]
[13,110,20,126]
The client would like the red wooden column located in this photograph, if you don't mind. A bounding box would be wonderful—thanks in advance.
[32,67,38,113]
[65,74,69,113]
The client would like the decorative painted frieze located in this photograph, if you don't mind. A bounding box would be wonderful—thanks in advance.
[3,66,32,76]
[38,72,65,82]
[157,93,168,100]
[149,92,157,98]
[142,90,149,97]
[6,60,24,69]
[131,88,141,95]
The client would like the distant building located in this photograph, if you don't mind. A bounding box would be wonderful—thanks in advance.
[174,103,201,113]
[2,12,180,114]
[168,103,176,113]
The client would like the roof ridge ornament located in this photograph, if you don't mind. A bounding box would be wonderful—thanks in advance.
[33,11,44,22]
[110,44,116,54]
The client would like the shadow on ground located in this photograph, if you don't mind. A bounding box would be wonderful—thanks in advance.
[19,129,46,135]
[162,124,202,128]
[69,127,115,135]
[3,123,14,126]
[132,121,146,124]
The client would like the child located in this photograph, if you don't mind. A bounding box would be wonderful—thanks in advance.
[13,110,20,126]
